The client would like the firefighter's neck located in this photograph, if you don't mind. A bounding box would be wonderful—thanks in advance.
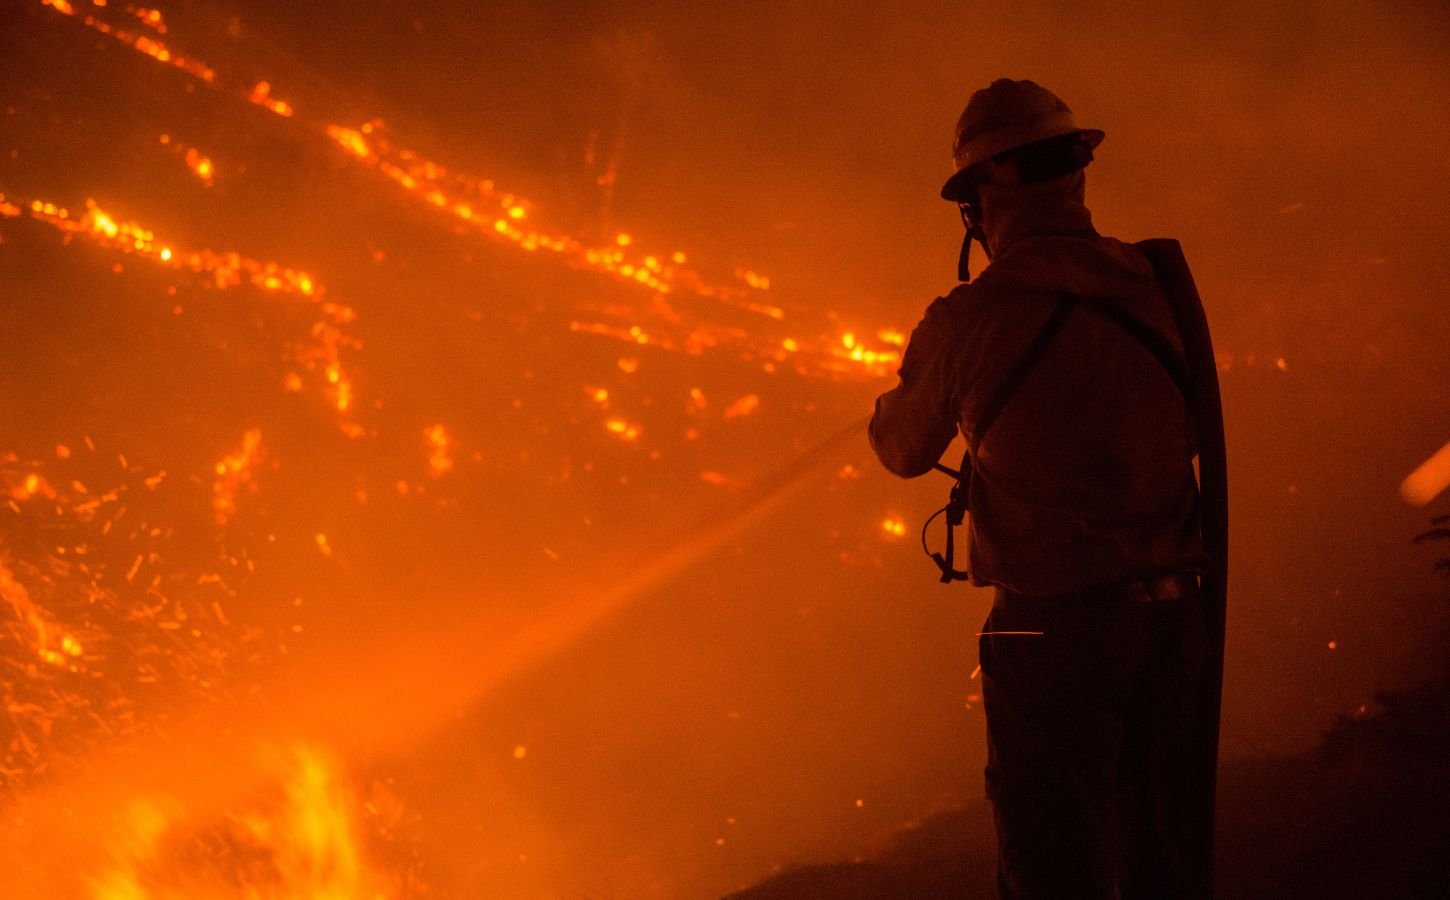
[977,169,1093,258]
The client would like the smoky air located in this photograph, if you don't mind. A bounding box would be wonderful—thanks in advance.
[1,1,1447,897]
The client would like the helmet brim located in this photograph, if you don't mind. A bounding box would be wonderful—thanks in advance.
[940,128,1104,202]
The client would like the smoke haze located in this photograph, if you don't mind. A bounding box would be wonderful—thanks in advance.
[3,0,1449,896]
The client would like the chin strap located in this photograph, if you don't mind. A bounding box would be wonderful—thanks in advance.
[956,232,974,283]
[957,206,991,283]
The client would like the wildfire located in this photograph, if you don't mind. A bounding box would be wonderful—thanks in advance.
[5,5,933,894]
[1,456,248,799]
[88,745,420,899]
[1,559,87,670]
[314,118,870,383]
[213,429,264,525]
[834,329,899,371]
[40,0,216,82]
[323,122,683,294]
[36,0,905,382]
[3,192,363,435]
[11,196,325,300]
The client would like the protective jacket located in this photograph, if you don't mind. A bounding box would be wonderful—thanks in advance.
[869,182,1205,596]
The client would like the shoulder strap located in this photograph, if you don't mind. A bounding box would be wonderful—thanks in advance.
[971,292,1195,454]
[970,293,1080,450]
[1076,299,1194,403]
[930,293,1078,585]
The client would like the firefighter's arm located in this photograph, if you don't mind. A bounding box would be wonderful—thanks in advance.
[868,298,960,478]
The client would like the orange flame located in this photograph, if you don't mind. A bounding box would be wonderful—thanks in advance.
[723,394,761,420]
[39,0,216,82]
[8,193,363,435]
[605,417,642,442]
[183,147,214,185]
[212,429,264,525]
[249,81,295,118]
[88,746,412,899]
[1,559,86,670]
[424,424,455,478]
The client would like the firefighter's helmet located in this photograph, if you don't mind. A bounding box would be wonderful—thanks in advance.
[940,79,1104,202]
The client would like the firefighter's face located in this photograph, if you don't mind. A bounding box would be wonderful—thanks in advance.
[974,158,1032,225]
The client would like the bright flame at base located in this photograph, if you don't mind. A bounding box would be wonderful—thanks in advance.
[89,745,407,900]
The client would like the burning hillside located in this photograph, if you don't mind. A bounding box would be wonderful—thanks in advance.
[0,1,916,894]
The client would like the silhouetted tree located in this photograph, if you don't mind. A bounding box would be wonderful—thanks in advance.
[1412,514,1450,577]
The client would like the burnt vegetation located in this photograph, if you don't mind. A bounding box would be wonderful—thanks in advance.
[1413,514,1450,577]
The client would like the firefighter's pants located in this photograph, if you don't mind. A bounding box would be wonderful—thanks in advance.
[979,577,1211,900]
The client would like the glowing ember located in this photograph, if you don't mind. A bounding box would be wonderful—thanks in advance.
[424,424,455,478]
[723,394,761,420]
[184,147,214,185]
[8,470,56,502]
[4,192,362,434]
[1,457,248,798]
[34,0,911,383]
[605,418,642,442]
[877,328,907,347]
[324,122,697,296]
[40,0,217,82]
[212,429,264,525]
[132,6,166,34]
[249,81,295,118]
[736,268,771,291]
[1,559,87,670]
